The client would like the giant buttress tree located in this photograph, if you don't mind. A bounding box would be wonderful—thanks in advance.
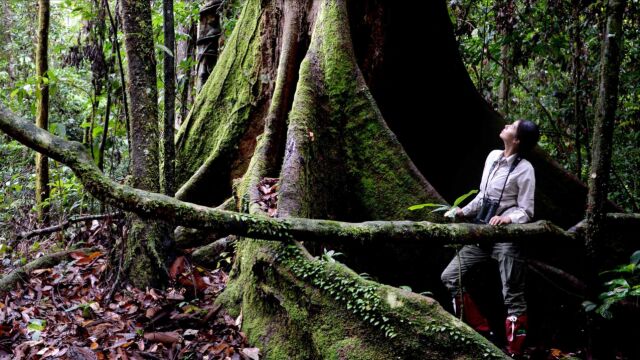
[172,0,593,357]
[2,0,633,358]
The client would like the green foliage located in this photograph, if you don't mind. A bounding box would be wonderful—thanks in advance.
[219,0,246,42]
[278,243,398,338]
[450,0,640,211]
[0,138,36,229]
[321,248,343,263]
[583,250,640,319]
[408,189,478,218]
[1,0,131,239]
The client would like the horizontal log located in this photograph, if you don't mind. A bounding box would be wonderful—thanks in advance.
[17,213,124,240]
[0,247,99,293]
[0,104,636,246]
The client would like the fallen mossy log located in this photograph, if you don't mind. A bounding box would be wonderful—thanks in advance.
[1,104,637,248]
[0,247,99,293]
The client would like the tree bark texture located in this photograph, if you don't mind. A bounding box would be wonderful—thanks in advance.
[35,0,51,222]
[585,0,626,265]
[121,0,172,288]
[195,0,222,92]
[161,0,176,196]
[584,2,626,357]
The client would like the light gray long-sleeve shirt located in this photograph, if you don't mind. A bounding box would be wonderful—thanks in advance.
[461,150,535,224]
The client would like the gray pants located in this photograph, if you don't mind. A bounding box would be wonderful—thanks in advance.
[441,243,527,316]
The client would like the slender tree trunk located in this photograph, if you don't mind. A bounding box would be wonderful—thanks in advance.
[175,0,197,127]
[497,0,514,115]
[571,0,586,179]
[35,0,51,222]
[104,0,131,154]
[161,0,176,196]
[585,1,626,359]
[585,0,626,272]
[98,79,112,172]
[121,0,173,288]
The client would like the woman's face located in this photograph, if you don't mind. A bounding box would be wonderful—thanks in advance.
[500,120,520,145]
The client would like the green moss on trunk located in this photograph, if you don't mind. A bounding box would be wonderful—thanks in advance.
[218,1,506,358]
[175,0,266,204]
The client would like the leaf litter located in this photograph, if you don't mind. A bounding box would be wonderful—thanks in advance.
[0,217,260,360]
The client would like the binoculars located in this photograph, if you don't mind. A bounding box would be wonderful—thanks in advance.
[474,199,500,224]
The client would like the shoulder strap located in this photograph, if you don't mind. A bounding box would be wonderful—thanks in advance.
[497,155,522,204]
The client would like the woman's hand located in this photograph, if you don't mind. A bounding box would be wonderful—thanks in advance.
[456,208,464,217]
[488,215,512,225]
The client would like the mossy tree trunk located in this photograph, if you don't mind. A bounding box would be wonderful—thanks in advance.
[584,1,626,358]
[161,0,176,196]
[585,0,626,273]
[35,0,51,222]
[121,0,173,288]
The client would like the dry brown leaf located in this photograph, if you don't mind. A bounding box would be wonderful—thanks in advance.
[169,256,186,280]
[67,345,98,360]
[143,331,181,344]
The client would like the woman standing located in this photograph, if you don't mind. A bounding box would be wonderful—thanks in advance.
[441,119,540,357]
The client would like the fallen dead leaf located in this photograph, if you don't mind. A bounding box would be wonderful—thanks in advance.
[143,331,181,344]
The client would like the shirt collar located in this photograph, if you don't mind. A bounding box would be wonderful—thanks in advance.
[500,151,519,166]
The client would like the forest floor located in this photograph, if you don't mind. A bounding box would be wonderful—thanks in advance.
[0,207,633,360]
[0,216,259,360]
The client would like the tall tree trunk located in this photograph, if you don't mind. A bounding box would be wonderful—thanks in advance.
[104,0,131,153]
[161,0,176,196]
[195,0,222,92]
[121,0,173,288]
[585,1,626,358]
[35,0,51,222]
[585,0,626,274]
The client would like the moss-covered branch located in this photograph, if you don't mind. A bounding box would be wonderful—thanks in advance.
[0,79,584,255]
[0,247,99,293]
[0,104,626,248]
[0,104,594,246]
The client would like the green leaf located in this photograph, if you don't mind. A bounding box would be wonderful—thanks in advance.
[155,44,174,58]
[453,189,479,207]
[582,300,597,312]
[408,203,443,211]
[630,250,640,266]
[28,319,46,331]
[605,279,629,288]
